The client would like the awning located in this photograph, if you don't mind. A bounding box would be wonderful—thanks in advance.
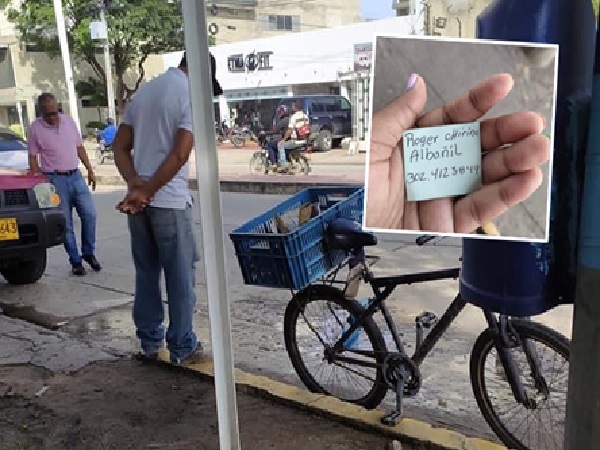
[211,86,290,103]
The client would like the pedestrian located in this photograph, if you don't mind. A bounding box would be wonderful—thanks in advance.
[112,51,214,365]
[27,92,101,276]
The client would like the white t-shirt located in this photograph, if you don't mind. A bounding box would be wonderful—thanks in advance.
[287,110,309,143]
[122,67,193,210]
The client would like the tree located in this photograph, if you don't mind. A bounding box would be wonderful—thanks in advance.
[75,76,107,122]
[8,0,184,117]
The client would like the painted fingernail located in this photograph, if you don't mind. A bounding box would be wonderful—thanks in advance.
[406,73,418,91]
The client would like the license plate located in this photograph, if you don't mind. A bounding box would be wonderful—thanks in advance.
[0,218,19,241]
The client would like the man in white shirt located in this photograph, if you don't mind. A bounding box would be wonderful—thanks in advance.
[112,52,205,365]
[277,100,309,169]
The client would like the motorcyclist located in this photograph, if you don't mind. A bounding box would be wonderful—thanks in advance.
[266,105,290,168]
[96,118,117,148]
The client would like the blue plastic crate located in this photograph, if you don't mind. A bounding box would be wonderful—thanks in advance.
[230,186,364,290]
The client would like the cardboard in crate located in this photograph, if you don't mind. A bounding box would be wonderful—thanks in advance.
[230,187,364,290]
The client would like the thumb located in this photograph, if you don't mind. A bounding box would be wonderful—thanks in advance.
[371,74,427,150]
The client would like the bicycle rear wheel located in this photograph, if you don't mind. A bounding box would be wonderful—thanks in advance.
[296,155,310,175]
[470,319,569,450]
[284,285,388,409]
[249,153,268,175]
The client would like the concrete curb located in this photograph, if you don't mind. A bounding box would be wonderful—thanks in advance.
[155,350,506,450]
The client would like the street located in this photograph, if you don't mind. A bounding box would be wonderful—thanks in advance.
[0,187,573,445]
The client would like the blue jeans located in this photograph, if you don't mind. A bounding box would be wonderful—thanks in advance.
[46,170,97,265]
[127,205,200,363]
[277,141,297,166]
[266,140,278,165]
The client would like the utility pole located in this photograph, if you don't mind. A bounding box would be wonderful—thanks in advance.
[98,0,116,121]
[564,9,600,450]
[52,0,82,134]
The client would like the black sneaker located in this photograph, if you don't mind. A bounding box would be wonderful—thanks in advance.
[83,255,102,272]
[72,263,86,276]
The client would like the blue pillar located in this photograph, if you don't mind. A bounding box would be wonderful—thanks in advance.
[459,0,596,316]
[564,10,600,449]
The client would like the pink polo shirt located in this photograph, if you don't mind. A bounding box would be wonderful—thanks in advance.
[27,114,82,172]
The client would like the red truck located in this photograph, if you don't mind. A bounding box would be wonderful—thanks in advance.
[0,127,65,285]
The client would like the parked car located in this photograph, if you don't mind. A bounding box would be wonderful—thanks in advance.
[273,95,352,151]
[0,127,65,285]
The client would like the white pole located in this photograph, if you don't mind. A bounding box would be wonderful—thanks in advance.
[99,6,116,122]
[180,2,241,450]
[52,0,81,134]
[16,101,24,138]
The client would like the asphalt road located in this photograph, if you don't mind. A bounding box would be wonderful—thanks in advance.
[0,187,573,443]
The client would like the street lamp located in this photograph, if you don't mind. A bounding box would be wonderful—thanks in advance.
[95,0,116,122]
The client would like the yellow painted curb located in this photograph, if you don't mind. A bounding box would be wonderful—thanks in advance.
[155,350,506,450]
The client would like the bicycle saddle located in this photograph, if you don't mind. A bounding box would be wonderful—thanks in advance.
[327,218,377,250]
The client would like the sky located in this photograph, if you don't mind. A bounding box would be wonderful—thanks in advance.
[361,0,397,20]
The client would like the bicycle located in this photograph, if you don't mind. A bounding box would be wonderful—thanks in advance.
[283,223,569,450]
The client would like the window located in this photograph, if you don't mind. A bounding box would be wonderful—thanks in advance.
[264,14,299,32]
[396,6,410,15]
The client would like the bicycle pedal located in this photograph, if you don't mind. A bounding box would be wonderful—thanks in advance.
[416,311,438,328]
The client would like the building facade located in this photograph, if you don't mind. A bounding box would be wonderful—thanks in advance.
[205,0,362,45]
[424,0,493,39]
[163,15,425,141]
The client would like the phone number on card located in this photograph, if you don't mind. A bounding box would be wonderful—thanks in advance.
[406,165,480,184]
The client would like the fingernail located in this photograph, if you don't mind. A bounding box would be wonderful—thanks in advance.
[406,73,418,91]
[538,114,547,131]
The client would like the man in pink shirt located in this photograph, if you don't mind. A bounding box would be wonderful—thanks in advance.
[27,92,101,276]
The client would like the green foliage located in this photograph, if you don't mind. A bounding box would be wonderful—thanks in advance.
[75,76,107,107]
[9,124,24,138]
[86,120,105,130]
[8,0,184,113]
[593,0,600,16]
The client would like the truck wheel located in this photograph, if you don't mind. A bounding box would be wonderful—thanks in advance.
[316,130,333,151]
[1,252,47,285]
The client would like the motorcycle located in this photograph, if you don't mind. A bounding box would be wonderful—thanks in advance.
[215,120,245,148]
[249,131,311,176]
[95,137,113,165]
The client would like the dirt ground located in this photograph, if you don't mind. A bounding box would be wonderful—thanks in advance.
[0,360,415,450]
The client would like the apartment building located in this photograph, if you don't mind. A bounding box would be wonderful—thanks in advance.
[205,0,362,45]
[0,0,363,135]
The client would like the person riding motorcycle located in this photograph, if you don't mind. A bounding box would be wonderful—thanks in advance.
[266,105,290,168]
[96,118,117,147]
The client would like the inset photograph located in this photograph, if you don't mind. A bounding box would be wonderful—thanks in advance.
[363,35,558,242]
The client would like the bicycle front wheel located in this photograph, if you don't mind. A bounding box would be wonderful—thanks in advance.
[470,319,569,450]
[284,285,388,409]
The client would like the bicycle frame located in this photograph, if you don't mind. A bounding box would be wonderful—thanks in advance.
[325,255,543,408]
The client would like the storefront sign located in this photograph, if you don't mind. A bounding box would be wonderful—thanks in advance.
[354,43,372,73]
[227,51,274,73]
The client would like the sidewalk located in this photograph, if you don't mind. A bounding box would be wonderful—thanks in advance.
[0,315,504,450]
